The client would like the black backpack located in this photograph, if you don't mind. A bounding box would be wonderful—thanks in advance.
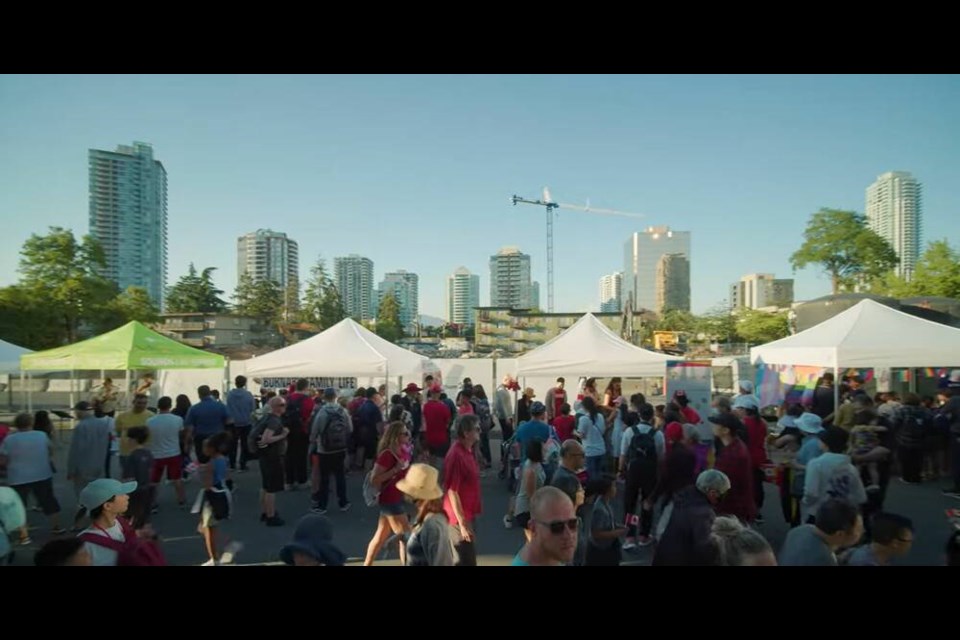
[322,410,349,452]
[283,395,305,434]
[626,425,658,469]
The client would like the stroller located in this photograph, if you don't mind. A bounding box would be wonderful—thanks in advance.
[497,434,523,494]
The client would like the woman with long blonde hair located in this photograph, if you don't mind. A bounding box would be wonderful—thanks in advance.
[363,421,413,565]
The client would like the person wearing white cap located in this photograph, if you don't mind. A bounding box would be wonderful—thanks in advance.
[735,380,761,411]
[784,412,825,527]
[74,478,140,566]
[397,463,456,566]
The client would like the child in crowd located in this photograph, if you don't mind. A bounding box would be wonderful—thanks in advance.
[195,433,233,566]
[121,427,154,529]
[551,403,576,442]
[584,474,626,566]
[849,410,889,493]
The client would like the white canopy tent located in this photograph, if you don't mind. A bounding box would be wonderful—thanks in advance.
[243,318,438,393]
[750,299,960,406]
[516,312,674,378]
[0,338,32,374]
[1,338,33,409]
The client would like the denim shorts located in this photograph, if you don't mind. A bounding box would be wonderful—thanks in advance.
[380,501,407,517]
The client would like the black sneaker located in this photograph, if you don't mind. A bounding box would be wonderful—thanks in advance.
[265,515,285,527]
[260,513,267,522]
[340,502,352,513]
[943,488,960,499]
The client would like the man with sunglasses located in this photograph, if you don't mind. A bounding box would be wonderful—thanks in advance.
[652,469,730,566]
[512,486,579,566]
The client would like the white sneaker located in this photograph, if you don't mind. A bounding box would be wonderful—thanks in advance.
[200,558,219,566]
[220,541,244,565]
[503,515,514,529]
[622,539,637,551]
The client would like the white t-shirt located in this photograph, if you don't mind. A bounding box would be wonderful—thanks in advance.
[146,413,184,459]
[620,423,665,461]
[81,520,125,566]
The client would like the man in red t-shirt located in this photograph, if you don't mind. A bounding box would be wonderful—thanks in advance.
[422,385,452,463]
[444,414,482,566]
[733,395,770,522]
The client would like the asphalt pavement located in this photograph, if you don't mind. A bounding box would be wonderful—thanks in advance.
[7,428,958,566]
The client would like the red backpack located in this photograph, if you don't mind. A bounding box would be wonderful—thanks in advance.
[79,517,167,566]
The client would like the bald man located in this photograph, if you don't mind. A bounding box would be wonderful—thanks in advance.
[512,486,579,566]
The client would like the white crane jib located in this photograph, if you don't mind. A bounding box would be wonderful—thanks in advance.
[511,187,644,313]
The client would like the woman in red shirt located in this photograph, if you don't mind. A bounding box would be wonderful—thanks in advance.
[363,421,413,565]
[710,413,756,524]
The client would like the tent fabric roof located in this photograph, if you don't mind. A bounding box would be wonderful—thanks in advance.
[750,299,960,369]
[0,338,32,374]
[516,312,673,377]
[20,321,225,371]
[243,317,436,379]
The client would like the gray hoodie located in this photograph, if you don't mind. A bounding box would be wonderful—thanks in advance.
[310,403,353,454]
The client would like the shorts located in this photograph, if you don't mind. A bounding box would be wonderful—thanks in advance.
[514,511,532,529]
[380,501,407,517]
[427,442,449,458]
[150,455,183,483]
[13,478,60,516]
[200,492,229,528]
[259,455,285,493]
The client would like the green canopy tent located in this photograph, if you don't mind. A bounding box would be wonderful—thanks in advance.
[19,321,226,412]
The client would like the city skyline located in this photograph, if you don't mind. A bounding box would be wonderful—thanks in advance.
[2,75,958,317]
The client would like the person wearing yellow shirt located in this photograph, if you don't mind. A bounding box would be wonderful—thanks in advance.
[115,394,151,471]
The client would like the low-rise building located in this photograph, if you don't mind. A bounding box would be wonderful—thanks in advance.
[155,313,280,349]
[473,307,627,355]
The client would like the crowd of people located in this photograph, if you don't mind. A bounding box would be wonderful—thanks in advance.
[1,369,959,567]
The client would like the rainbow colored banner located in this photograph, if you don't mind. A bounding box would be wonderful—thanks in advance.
[756,364,824,408]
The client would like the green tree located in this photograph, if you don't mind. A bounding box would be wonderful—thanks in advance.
[93,286,161,333]
[376,291,403,343]
[695,304,739,343]
[18,226,119,343]
[735,308,790,344]
[283,280,301,323]
[302,256,346,330]
[233,273,284,326]
[790,208,899,294]
[655,309,697,333]
[165,264,228,313]
[0,285,64,349]
[872,239,960,299]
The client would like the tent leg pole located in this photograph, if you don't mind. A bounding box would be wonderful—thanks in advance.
[27,373,33,413]
[833,365,840,419]
[20,371,25,412]
[908,368,917,394]
[69,369,76,419]
[125,370,132,411]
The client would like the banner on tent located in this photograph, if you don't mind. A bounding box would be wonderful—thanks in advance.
[256,377,358,391]
[665,361,711,418]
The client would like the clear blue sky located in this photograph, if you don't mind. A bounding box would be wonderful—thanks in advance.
[2,74,958,318]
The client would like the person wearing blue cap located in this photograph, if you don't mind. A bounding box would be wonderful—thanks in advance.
[280,514,346,566]
[74,478,139,566]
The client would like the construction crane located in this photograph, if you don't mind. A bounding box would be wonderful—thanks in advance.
[511,187,645,312]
